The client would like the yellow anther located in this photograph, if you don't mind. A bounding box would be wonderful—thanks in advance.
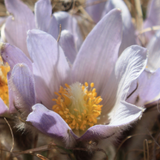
[52,82,103,131]
[74,109,78,112]
[59,111,63,115]
[65,83,70,88]
[0,57,10,106]
[92,88,96,92]
[90,83,94,88]
[81,85,85,90]
[85,82,88,87]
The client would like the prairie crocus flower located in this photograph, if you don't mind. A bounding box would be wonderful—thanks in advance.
[4,0,82,58]
[1,10,147,159]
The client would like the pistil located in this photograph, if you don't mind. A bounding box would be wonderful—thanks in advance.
[52,82,102,131]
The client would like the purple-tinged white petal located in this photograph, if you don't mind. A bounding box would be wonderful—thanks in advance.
[35,0,52,31]
[59,30,77,64]
[27,104,77,147]
[79,101,143,141]
[27,29,70,108]
[35,0,58,39]
[54,11,83,50]
[101,45,147,115]
[47,15,59,39]
[147,30,160,70]
[143,0,160,40]
[0,43,32,72]
[115,46,147,100]
[72,9,122,95]
[103,0,136,54]
[10,63,35,115]
[127,68,160,106]
[4,0,35,58]
[86,0,107,23]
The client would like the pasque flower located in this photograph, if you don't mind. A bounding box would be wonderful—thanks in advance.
[0,9,147,154]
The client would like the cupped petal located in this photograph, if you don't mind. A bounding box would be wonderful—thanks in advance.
[27,104,77,147]
[54,11,83,50]
[0,43,32,72]
[72,9,122,95]
[85,0,107,23]
[127,68,160,106]
[27,29,70,107]
[103,0,136,54]
[0,98,9,115]
[35,0,58,39]
[4,0,35,58]
[59,30,77,64]
[115,46,148,100]
[147,30,160,70]
[101,45,147,115]
[79,101,143,141]
[27,29,70,89]
[10,63,36,114]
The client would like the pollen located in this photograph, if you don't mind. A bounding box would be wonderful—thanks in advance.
[0,57,10,106]
[52,82,103,131]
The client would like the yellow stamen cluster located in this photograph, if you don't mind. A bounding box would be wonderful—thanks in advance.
[0,57,10,106]
[52,82,103,131]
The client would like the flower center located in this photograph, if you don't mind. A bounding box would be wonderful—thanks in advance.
[52,82,103,131]
[0,58,10,106]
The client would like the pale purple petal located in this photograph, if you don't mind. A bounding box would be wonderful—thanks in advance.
[4,0,35,58]
[103,0,136,54]
[35,0,58,39]
[147,30,160,70]
[27,104,77,147]
[79,101,143,141]
[8,79,15,113]
[72,9,122,95]
[35,0,52,31]
[143,0,160,40]
[47,15,58,39]
[86,0,107,23]
[101,45,147,115]
[59,30,77,64]
[0,98,9,115]
[33,69,54,109]
[115,46,147,100]
[27,29,70,108]
[109,101,144,125]
[54,11,83,50]
[10,63,35,115]
[127,68,160,106]
[0,43,32,72]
